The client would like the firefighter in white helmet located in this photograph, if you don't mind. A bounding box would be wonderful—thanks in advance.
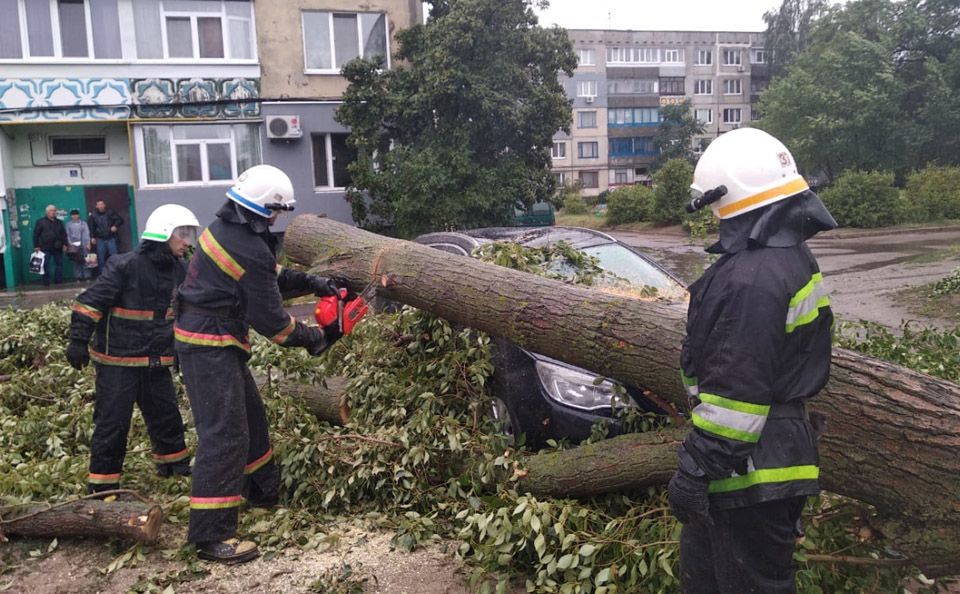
[174,164,349,564]
[67,204,201,494]
[669,128,837,593]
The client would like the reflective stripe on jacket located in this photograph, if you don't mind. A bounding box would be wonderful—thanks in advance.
[70,244,186,367]
[680,242,832,509]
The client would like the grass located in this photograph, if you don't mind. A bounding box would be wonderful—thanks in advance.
[555,212,656,233]
[892,283,960,323]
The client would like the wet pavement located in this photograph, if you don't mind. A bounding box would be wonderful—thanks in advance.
[612,225,960,329]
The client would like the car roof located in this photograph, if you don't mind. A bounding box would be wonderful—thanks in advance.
[416,226,620,250]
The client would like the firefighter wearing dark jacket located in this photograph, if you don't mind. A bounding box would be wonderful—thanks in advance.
[174,164,347,565]
[66,204,201,494]
[668,128,838,594]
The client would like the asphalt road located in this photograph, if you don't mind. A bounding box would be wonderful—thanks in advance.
[612,225,960,329]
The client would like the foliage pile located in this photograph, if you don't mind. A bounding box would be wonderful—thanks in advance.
[4,280,952,591]
[836,321,960,384]
[932,268,960,297]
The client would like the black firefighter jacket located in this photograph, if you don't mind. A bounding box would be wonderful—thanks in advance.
[680,242,832,510]
[70,242,186,367]
[173,202,326,356]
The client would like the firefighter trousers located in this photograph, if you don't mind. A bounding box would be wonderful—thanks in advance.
[179,346,279,543]
[679,496,806,594]
[88,365,188,493]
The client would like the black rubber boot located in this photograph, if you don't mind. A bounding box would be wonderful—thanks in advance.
[196,539,260,565]
[156,460,192,478]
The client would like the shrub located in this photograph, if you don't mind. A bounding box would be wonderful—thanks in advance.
[932,268,960,296]
[561,194,589,215]
[605,184,655,225]
[820,170,901,228]
[652,159,694,225]
[904,165,960,222]
[683,207,719,239]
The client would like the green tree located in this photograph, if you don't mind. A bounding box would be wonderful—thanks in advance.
[336,0,576,237]
[904,165,960,221]
[652,159,694,225]
[653,101,705,169]
[758,31,903,181]
[762,0,828,78]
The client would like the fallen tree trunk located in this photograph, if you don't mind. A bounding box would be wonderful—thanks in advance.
[283,215,960,577]
[1,496,163,543]
[282,376,351,426]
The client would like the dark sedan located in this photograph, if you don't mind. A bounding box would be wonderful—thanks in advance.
[414,226,687,449]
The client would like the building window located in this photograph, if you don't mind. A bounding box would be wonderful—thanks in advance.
[751,79,768,94]
[752,49,766,64]
[578,111,597,128]
[577,48,594,66]
[607,79,657,95]
[580,171,599,188]
[551,141,566,159]
[723,49,742,65]
[608,107,660,126]
[751,107,761,121]
[554,172,567,186]
[312,133,355,188]
[663,49,682,63]
[606,46,659,64]
[723,79,742,95]
[162,1,253,59]
[576,80,598,98]
[578,141,599,159]
[723,108,742,124]
[613,169,630,184]
[48,135,107,160]
[609,137,655,157]
[694,79,713,95]
[695,49,712,65]
[3,0,126,60]
[695,108,712,125]
[660,77,684,96]
[137,123,260,187]
[302,11,388,72]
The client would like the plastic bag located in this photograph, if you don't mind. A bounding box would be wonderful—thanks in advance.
[85,253,98,269]
[29,251,45,275]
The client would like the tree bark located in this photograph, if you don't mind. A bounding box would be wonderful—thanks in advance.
[1,498,163,543]
[282,376,351,426]
[283,215,960,577]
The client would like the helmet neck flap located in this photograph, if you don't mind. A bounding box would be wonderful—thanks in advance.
[707,190,837,254]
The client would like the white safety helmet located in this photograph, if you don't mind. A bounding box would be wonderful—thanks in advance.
[691,128,809,220]
[141,204,200,243]
[227,164,296,218]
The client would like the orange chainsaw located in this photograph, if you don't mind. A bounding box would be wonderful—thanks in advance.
[314,281,376,335]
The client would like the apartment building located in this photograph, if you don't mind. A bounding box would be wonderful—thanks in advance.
[555,30,767,196]
[253,0,422,229]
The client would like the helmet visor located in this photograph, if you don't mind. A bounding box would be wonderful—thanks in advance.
[171,226,199,246]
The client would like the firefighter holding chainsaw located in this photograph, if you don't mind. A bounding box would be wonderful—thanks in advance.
[668,128,836,593]
[67,204,200,493]
[174,164,348,564]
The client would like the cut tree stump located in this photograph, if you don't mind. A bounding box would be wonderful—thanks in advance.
[1,496,163,543]
[283,215,960,577]
[283,376,351,426]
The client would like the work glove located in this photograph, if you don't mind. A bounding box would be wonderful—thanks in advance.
[66,340,90,370]
[304,324,342,356]
[308,275,353,299]
[667,445,713,526]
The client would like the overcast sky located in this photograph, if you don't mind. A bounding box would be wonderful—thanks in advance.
[533,0,813,32]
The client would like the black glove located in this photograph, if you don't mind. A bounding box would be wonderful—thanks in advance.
[308,275,354,299]
[668,445,713,526]
[66,340,90,370]
[304,324,342,356]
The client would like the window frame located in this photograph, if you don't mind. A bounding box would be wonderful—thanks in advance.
[694,79,713,95]
[751,49,766,64]
[722,108,742,124]
[722,48,742,66]
[695,108,712,125]
[662,49,682,63]
[134,122,261,188]
[577,141,599,159]
[695,48,712,65]
[576,80,598,98]
[723,78,742,95]
[47,134,108,161]
[578,111,597,129]
[301,10,390,75]
[311,132,355,190]
[577,48,594,66]
[659,77,685,96]
[551,141,567,159]
[158,1,256,62]
[579,170,599,189]
[9,0,96,61]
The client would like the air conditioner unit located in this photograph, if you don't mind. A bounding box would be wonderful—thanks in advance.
[266,115,303,139]
[584,96,595,104]
[737,65,745,72]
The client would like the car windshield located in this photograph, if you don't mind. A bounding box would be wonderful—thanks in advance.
[582,243,680,291]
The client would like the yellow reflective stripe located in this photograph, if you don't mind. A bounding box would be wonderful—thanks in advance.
[270,316,297,344]
[244,448,273,475]
[190,495,243,510]
[174,326,252,353]
[72,302,103,322]
[90,350,175,367]
[153,448,189,463]
[789,273,824,307]
[717,178,809,218]
[692,413,762,443]
[199,229,245,281]
[697,392,770,416]
[88,472,121,484]
[709,465,820,493]
[110,307,153,320]
[786,273,831,333]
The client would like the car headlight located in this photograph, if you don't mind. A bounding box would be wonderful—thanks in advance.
[534,360,635,412]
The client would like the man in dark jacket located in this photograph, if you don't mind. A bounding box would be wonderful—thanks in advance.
[66,204,201,494]
[88,200,124,277]
[33,204,67,285]
[668,128,837,594]
[174,164,347,565]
